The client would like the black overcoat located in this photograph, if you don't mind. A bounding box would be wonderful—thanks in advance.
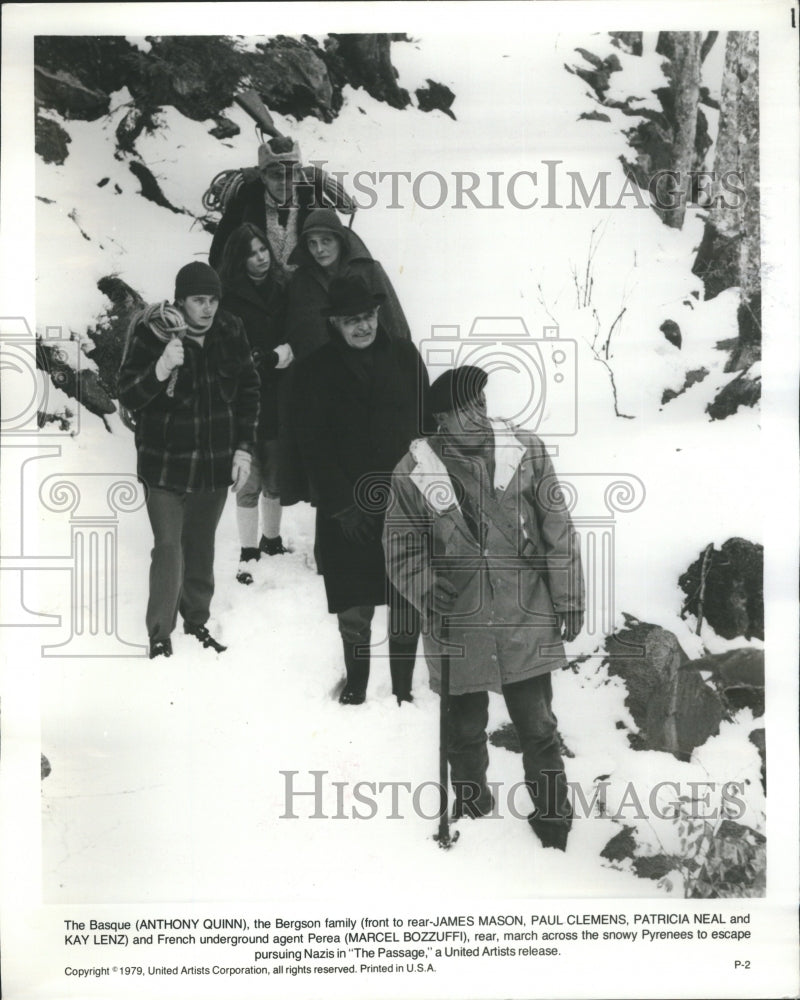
[221,273,287,441]
[294,329,428,613]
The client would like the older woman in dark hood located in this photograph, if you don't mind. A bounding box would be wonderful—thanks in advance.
[285,209,411,363]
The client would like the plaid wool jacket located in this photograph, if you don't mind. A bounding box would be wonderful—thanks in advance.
[118,309,259,492]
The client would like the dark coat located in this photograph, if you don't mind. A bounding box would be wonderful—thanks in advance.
[118,309,259,492]
[221,273,287,441]
[294,329,428,613]
[285,230,411,363]
[208,168,356,271]
[384,423,585,695]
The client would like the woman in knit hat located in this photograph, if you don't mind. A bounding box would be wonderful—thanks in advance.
[218,224,293,583]
[119,261,260,658]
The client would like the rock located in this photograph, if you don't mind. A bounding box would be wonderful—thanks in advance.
[707,367,761,419]
[568,49,623,99]
[86,277,147,402]
[248,35,336,122]
[416,79,456,119]
[660,319,682,348]
[115,107,147,153]
[600,825,636,861]
[579,110,611,122]
[34,35,135,98]
[748,729,765,792]
[604,616,723,758]
[35,114,71,164]
[41,754,52,780]
[689,648,764,718]
[34,65,110,121]
[325,33,410,111]
[632,855,676,880]
[661,366,709,405]
[127,35,244,123]
[209,114,240,139]
[679,538,763,640]
[609,32,643,56]
[691,221,741,300]
[36,341,117,419]
[646,665,723,759]
[128,161,184,214]
[604,617,688,731]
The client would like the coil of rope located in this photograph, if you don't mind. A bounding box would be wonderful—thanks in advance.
[202,169,244,214]
[140,301,188,397]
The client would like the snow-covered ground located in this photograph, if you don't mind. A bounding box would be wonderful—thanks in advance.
[31,32,766,903]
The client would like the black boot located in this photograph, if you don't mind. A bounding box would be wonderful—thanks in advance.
[339,640,369,705]
[183,622,227,653]
[528,799,573,851]
[452,782,495,819]
[236,546,260,585]
[389,638,416,705]
[149,637,173,659]
[260,534,291,556]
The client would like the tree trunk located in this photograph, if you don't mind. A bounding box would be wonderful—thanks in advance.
[692,32,760,370]
[656,32,703,229]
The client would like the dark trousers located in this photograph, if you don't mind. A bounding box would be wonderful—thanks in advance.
[145,486,228,641]
[337,585,421,650]
[448,672,570,823]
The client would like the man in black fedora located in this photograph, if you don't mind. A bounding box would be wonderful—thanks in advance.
[294,275,428,705]
[384,365,584,849]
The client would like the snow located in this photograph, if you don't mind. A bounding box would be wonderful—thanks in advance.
[32,31,766,904]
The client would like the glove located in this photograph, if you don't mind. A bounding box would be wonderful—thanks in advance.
[230,449,252,493]
[336,505,376,545]
[155,337,184,381]
[273,343,294,369]
[431,577,459,614]
[557,610,584,643]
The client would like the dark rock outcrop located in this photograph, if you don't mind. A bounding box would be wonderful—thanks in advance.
[35,115,72,164]
[325,33,410,110]
[661,366,709,405]
[247,35,336,122]
[660,319,682,349]
[34,65,111,121]
[416,80,456,119]
[36,340,117,420]
[689,648,764,718]
[603,616,723,759]
[679,539,763,640]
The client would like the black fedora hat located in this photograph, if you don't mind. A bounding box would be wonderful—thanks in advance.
[321,275,386,317]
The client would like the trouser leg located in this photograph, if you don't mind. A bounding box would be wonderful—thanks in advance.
[503,672,572,847]
[144,487,185,642]
[179,488,228,628]
[447,691,493,817]
[387,584,420,703]
[336,605,374,704]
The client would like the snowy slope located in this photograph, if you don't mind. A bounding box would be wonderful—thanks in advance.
[35,32,764,903]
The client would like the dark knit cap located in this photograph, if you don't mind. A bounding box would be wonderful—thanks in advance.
[174,262,221,300]
[428,366,489,416]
